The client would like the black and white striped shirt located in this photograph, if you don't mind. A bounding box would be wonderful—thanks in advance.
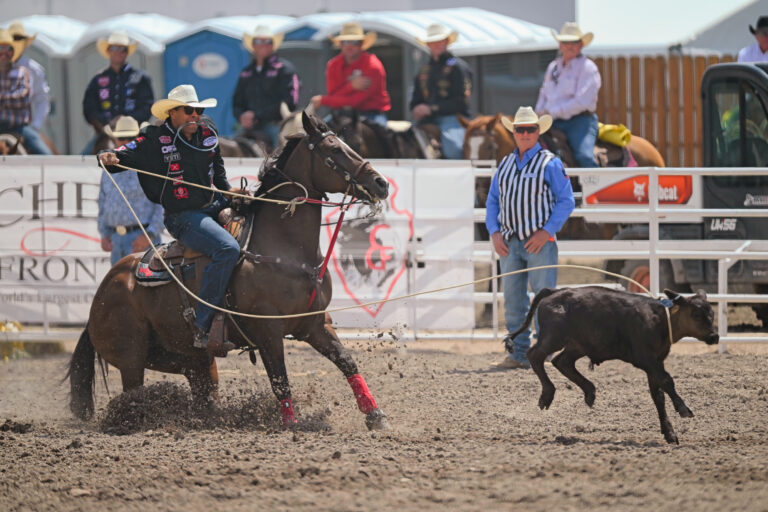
[496,149,556,241]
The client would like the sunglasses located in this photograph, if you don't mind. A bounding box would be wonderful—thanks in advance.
[12,35,27,41]
[252,38,273,45]
[514,125,539,134]
[175,106,205,115]
[108,45,128,53]
[340,40,362,46]
[0,45,14,53]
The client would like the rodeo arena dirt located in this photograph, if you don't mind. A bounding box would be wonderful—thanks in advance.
[2,264,768,512]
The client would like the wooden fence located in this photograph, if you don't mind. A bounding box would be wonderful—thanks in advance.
[593,54,736,167]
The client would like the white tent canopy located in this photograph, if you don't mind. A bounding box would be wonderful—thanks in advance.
[1,15,88,56]
[283,8,558,56]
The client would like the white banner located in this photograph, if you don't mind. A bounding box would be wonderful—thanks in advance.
[0,157,474,329]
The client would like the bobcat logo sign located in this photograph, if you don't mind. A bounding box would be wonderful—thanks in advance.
[325,177,413,317]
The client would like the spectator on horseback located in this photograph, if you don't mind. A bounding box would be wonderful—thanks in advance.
[536,22,601,168]
[82,32,154,155]
[0,28,51,155]
[738,16,768,62]
[409,23,472,160]
[310,22,391,127]
[486,106,574,369]
[97,84,237,353]
[97,115,163,266]
[7,21,51,155]
[233,25,299,149]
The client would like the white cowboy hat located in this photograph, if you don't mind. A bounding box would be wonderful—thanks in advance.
[0,28,26,63]
[330,22,377,51]
[551,22,593,47]
[96,31,138,59]
[243,25,285,53]
[500,106,553,135]
[151,84,217,120]
[104,116,141,139]
[8,21,36,49]
[417,23,459,46]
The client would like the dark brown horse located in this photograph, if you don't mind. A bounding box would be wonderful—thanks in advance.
[326,108,394,158]
[459,113,666,167]
[68,112,390,430]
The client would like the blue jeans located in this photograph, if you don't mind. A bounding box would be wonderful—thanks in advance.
[359,112,387,127]
[81,134,97,156]
[164,201,240,332]
[262,122,280,148]
[553,113,598,168]
[433,115,465,159]
[109,229,161,266]
[498,235,559,363]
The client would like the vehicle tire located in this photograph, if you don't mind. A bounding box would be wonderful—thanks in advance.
[619,260,682,293]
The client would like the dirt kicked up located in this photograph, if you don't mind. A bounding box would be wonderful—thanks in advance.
[1,337,767,511]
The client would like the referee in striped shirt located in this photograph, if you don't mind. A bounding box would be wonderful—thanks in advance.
[486,106,575,369]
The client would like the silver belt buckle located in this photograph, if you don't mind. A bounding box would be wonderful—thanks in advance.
[115,225,127,236]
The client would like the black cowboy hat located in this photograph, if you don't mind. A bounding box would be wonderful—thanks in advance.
[749,16,768,35]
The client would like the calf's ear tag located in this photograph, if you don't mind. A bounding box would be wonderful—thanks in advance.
[659,298,674,308]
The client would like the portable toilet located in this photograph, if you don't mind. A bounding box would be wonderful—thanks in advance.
[163,15,295,138]
[0,15,87,154]
[66,14,187,154]
[282,8,557,120]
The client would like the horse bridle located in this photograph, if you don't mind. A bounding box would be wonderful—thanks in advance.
[470,126,499,161]
[306,129,373,198]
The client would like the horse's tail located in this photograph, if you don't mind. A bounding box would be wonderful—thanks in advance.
[506,288,558,342]
[66,325,95,420]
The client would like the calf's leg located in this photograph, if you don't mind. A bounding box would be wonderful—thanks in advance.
[634,356,693,418]
[648,374,679,444]
[527,342,557,410]
[551,348,596,407]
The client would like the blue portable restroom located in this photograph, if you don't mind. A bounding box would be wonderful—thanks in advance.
[66,14,188,154]
[163,15,295,138]
[0,15,87,154]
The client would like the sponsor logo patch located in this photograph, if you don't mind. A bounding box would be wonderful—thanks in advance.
[159,135,171,144]
[98,76,109,87]
[99,88,109,100]
[125,141,137,149]
[203,136,217,147]
[169,163,180,171]
[163,153,181,162]
[161,145,177,154]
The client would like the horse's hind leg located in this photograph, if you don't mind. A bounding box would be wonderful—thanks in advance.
[304,320,389,431]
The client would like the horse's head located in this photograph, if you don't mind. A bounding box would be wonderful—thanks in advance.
[462,114,503,160]
[301,111,388,202]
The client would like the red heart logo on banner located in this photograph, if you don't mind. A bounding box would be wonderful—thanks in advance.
[324,177,413,317]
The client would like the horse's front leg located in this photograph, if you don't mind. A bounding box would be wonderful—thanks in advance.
[258,334,297,428]
[304,317,390,431]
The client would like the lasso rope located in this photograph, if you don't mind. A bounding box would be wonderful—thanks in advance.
[98,160,675,343]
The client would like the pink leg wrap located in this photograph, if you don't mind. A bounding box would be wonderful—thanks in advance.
[280,398,298,427]
[347,374,378,414]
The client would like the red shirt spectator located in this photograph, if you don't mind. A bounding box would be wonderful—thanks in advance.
[320,51,391,112]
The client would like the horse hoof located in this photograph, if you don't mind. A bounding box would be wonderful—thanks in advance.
[365,408,390,431]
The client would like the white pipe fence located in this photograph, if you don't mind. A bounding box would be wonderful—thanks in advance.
[473,165,768,349]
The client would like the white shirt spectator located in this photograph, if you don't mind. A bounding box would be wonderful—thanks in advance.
[16,55,50,130]
[536,54,601,121]
[738,43,768,63]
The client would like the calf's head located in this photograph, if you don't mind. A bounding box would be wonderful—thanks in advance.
[665,289,719,345]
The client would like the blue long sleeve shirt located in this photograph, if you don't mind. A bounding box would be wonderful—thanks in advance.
[485,142,575,237]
